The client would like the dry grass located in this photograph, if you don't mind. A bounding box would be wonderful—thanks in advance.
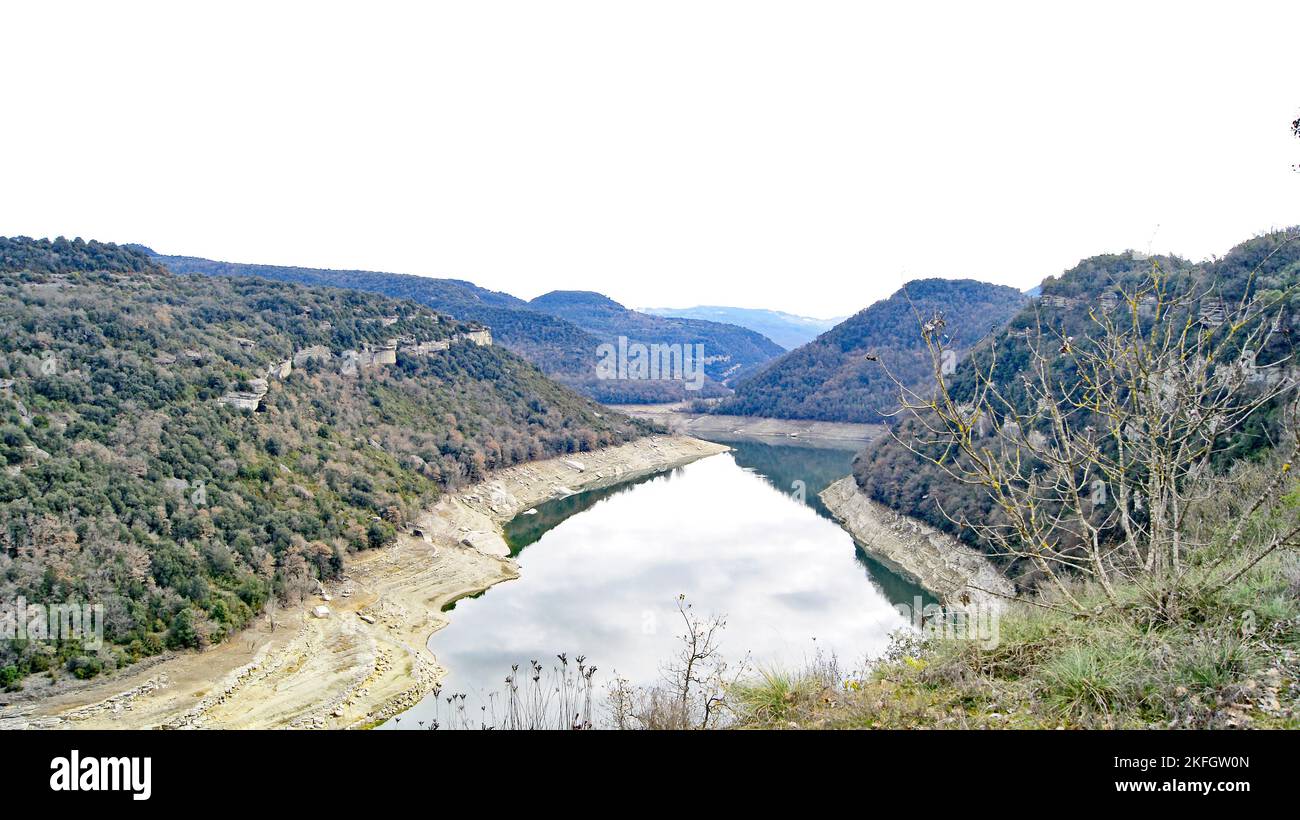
[730,555,1300,730]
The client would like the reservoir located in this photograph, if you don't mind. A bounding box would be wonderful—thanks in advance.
[391,440,927,728]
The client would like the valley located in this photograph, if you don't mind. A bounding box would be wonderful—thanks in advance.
[5,3,1300,805]
[3,228,1299,732]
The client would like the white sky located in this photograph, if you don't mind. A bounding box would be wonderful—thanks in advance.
[3,1,1298,317]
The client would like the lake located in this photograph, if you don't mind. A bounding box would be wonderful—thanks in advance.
[389,439,927,728]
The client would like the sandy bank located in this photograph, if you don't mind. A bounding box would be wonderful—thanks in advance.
[418,434,731,558]
[609,403,883,448]
[820,477,1013,612]
[0,435,728,730]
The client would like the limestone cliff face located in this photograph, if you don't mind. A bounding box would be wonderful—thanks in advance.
[819,477,1013,612]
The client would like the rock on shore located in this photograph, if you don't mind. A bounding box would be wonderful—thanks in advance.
[819,477,1013,612]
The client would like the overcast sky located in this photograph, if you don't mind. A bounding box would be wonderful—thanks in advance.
[3,1,1298,317]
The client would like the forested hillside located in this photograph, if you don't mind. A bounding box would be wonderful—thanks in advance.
[0,237,645,685]
[153,255,748,402]
[853,232,1300,581]
[715,279,1026,423]
[528,291,785,384]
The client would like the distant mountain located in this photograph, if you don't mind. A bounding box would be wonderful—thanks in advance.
[641,305,841,350]
[152,255,726,403]
[528,291,785,384]
[714,278,1028,423]
[0,236,645,679]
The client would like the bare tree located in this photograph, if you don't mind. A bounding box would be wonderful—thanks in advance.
[662,594,732,728]
[882,256,1300,619]
[606,595,745,729]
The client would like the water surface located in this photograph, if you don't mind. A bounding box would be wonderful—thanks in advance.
[393,441,926,727]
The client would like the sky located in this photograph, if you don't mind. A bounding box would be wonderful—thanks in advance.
[3,1,1299,318]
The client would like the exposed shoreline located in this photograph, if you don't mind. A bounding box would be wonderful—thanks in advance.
[0,435,729,730]
[609,403,883,448]
[819,477,1014,612]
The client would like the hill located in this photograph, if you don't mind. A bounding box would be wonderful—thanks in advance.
[852,231,1300,576]
[0,236,646,685]
[152,255,737,403]
[527,291,785,384]
[714,279,1027,423]
[641,305,840,350]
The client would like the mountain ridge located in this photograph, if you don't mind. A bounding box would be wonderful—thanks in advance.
[714,278,1028,423]
[642,305,842,350]
[151,255,772,402]
[0,236,647,682]
[525,290,786,385]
